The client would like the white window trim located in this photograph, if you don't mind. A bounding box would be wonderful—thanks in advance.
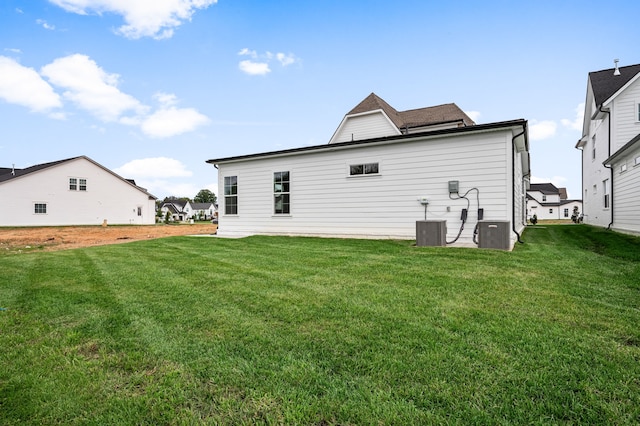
[347,161,381,178]
[34,202,47,215]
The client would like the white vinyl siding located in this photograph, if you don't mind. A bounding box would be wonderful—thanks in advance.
[0,157,155,226]
[216,129,519,246]
[610,146,640,234]
[612,82,640,152]
[331,111,400,144]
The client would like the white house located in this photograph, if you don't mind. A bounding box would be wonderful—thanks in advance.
[160,200,217,221]
[576,61,640,235]
[526,183,582,221]
[0,156,157,226]
[207,93,530,249]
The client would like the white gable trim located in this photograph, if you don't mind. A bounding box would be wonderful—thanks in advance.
[329,109,401,144]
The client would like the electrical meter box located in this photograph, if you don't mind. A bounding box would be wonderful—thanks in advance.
[416,220,446,247]
[448,180,459,193]
[478,220,511,250]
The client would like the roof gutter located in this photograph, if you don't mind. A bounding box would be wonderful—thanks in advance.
[599,105,614,230]
[511,122,528,244]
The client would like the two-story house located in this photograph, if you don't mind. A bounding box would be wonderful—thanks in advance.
[526,183,582,221]
[576,61,640,235]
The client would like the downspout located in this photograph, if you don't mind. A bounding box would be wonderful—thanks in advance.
[599,105,614,230]
[512,123,527,244]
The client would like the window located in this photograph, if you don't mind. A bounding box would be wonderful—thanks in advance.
[349,162,379,176]
[635,156,640,166]
[637,102,640,122]
[564,208,569,218]
[542,195,547,202]
[549,208,553,214]
[224,176,238,215]
[274,171,290,214]
[34,203,47,214]
[69,177,87,191]
[603,179,610,208]
[621,164,627,173]
[592,135,596,160]
[137,207,142,216]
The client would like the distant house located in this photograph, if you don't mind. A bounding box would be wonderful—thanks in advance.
[526,183,582,220]
[0,156,157,226]
[576,61,640,235]
[207,93,530,249]
[160,200,217,221]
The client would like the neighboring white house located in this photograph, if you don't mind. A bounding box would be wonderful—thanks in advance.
[207,93,530,249]
[160,200,217,221]
[526,183,582,221]
[0,156,157,226]
[576,61,640,235]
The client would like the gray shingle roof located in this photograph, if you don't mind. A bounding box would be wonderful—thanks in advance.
[347,93,475,131]
[590,63,640,106]
[529,183,559,195]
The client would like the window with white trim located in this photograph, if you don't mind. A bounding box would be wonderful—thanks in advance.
[273,171,290,215]
[603,179,610,209]
[637,102,640,122]
[349,162,379,176]
[34,203,47,214]
[69,177,87,191]
[635,156,640,166]
[592,135,596,160]
[621,163,627,173]
[224,176,238,215]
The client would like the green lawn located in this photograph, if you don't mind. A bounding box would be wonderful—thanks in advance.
[1,225,639,424]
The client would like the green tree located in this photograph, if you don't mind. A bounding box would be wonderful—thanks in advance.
[194,189,217,204]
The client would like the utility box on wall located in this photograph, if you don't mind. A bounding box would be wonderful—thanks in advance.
[416,220,446,247]
[478,220,511,250]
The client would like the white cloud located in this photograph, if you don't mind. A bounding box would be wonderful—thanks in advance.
[529,119,557,141]
[140,92,210,138]
[561,103,584,131]
[41,54,147,122]
[114,157,193,179]
[238,60,271,76]
[48,0,217,39]
[276,52,296,67]
[464,110,481,122]
[0,56,63,113]
[36,19,56,30]
[4,48,22,53]
[238,48,299,76]
[114,157,198,197]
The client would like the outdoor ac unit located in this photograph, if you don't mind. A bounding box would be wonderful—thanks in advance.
[416,220,446,247]
[478,220,510,250]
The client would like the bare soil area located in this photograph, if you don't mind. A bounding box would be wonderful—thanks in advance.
[0,223,217,254]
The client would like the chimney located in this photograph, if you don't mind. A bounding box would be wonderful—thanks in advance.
[614,59,621,76]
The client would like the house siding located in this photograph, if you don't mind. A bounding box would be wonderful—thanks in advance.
[612,80,640,152]
[331,111,400,143]
[217,129,520,247]
[611,145,640,235]
[0,158,156,226]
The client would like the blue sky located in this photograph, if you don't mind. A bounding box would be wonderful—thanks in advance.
[1,0,638,200]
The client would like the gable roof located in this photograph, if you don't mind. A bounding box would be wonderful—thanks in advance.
[0,155,156,199]
[589,63,640,107]
[347,93,475,131]
[528,183,559,195]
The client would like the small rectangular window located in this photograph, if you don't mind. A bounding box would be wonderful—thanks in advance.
[564,208,569,218]
[592,135,596,160]
[549,208,553,214]
[274,171,290,215]
[79,178,87,191]
[603,179,610,208]
[349,162,379,176]
[621,164,627,173]
[34,203,47,214]
[224,176,238,215]
[635,156,640,166]
[542,195,547,202]
[637,102,640,122]
[69,177,77,190]
[137,206,142,216]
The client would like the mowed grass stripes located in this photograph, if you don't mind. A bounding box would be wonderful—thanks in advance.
[1,225,639,424]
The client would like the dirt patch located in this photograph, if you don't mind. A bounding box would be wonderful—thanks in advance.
[0,223,218,254]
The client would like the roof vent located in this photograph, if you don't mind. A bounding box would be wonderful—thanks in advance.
[613,59,621,76]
